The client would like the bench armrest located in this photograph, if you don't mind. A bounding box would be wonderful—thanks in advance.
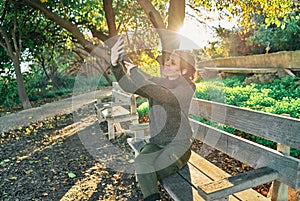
[197,167,278,201]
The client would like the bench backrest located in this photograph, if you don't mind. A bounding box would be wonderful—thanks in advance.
[189,98,300,190]
[112,82,137,115]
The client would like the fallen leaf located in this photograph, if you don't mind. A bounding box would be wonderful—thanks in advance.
[68,172,76,178]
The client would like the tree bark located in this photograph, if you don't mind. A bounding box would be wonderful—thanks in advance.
[0,5,32,110]
[103,0,117,38]
[136,0,165,30]
[137,0,185,54]
[13,57,32,109]
[168,0,185,31]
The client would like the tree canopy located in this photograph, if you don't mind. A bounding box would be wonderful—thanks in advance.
[1,0,300,109]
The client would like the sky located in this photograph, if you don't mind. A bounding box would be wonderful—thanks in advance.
[178,6,237,49]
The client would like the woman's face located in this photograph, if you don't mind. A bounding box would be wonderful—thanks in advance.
[162,53,182,79]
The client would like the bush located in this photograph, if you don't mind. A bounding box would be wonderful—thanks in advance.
[137,101,149,117]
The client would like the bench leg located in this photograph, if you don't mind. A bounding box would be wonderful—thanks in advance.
[115,122,123,133]
[135,130,145,140]
[108,121,115,140]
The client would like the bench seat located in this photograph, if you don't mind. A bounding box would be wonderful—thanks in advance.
[127,138,271,201]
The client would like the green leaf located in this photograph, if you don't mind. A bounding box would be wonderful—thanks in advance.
[68,172,76,178]
[0,159,10,165]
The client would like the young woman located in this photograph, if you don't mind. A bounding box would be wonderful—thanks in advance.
[110,37,197,201]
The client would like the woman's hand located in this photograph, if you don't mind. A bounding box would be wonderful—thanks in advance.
[123,61,136,75]
[111,36,124,66]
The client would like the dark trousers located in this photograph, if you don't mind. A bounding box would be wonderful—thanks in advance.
[135,142,191,198]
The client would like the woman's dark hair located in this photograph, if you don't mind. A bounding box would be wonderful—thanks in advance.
[173,50,197,82]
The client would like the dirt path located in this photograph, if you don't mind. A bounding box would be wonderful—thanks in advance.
[0,88,111,133]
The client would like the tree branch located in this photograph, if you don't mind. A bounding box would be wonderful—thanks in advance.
[22,0,110,62]
[90,26,109,42]
[0,0,9,22]
[0,39,7,52]
[136,0,165,29]
[0,26,14,57]
[12,6,20,58]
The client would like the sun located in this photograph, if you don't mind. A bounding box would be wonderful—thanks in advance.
[178,19,214,49]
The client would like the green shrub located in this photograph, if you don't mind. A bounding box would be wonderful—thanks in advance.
[222,75,246,87]
[45,91,56,98]
[194,82,225,103]
[137,101,149,117]
[264,97,300,119]
[225,85,256,106]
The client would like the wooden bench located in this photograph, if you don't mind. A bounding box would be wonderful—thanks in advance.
[127,98,300,201]
[94,82,139,140]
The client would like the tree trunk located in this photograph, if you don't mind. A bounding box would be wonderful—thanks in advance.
[12,58,32,109]
[103,0,117,38]
[168,0,185,31]
[163,0,185,51]
[137,0,186,70]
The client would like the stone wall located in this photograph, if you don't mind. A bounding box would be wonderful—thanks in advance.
[198,50,300,69]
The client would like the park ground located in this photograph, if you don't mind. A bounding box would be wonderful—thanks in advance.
[0,88,270,201]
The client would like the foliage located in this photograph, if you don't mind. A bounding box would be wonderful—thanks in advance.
[193,76,300,119]
[248,12,300,54]
[190,0,299,30]
[204,28,252,57]
[204,9,300,57]
[0,71,75,108]
[137,101,149,117]
[0,74,18,106]
[194,81,225,103]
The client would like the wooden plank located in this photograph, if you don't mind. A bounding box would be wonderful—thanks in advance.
[189,119,300,189]
[199,67,278,74]
[162,167,205,201]
[188,152,270,201]
[111,106,130,116]
[284,69,296,77]
[112,90,132,105]
[175,163,239,201]
[103,106,138,122]
[190,98,300,150]
[107,114,138,123]
[197,167,278,201]
[188,152,228,180]
[112,82,123,91]
[127,138,146,156]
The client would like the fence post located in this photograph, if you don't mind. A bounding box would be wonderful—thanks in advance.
[271,114,290,201]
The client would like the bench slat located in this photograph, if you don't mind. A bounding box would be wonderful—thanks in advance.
[112,90,133,105]
[190,98,300,150]
[198,167,278,200]
[186,152,270,201]
[188,152,228,181]
[163,166,205,201]
[190,119,300,189]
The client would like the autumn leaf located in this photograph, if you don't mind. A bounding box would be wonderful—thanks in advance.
[25,128,31,135]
